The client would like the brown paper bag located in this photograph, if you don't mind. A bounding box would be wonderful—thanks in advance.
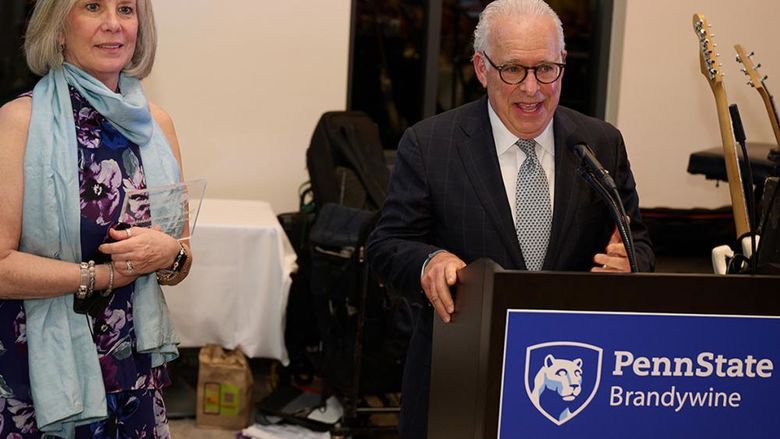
[195,344,254,430]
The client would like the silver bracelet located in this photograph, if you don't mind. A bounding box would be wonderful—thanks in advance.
[77,262,89,299]
[102,262,114,297]
[87,260,96,297]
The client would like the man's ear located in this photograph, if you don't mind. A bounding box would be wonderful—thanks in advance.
[561,49,568,64]
[473,52,488,88]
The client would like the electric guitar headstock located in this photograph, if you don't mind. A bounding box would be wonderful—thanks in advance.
[693,13,723,91]
[735,44,780,149]
[735,44,767,92]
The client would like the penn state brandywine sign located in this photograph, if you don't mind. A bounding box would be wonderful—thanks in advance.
[498,310,780,439]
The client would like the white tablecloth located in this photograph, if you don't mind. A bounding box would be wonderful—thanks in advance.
[162,199,296,364]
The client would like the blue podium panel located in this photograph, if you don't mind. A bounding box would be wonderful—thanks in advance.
[498,310,780,439]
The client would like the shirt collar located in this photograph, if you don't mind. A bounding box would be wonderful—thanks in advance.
[488,101,555,157]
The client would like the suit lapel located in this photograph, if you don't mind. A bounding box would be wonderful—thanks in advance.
[544,109,586,269]
[454,97,525,269]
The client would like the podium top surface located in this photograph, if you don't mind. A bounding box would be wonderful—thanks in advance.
[458,259,780,318]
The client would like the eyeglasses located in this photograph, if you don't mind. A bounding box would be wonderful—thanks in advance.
[481,51,565,85]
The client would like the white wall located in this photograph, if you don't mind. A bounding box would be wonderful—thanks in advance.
[144,0,778,213]
[611,0,780,209]
[143,1,351,213]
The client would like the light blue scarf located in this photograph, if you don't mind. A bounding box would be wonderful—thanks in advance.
[21,64,180,438]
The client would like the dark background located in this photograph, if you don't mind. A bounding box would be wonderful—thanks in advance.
[347,0,613,149]
[0,0,37,104]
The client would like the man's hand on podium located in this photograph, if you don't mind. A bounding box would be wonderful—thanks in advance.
[422,251,466,323]
[591,227,630,272]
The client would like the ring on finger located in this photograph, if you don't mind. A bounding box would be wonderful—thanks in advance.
[126,261,135,273]
[602,263,609,269]
[125,228,132,238]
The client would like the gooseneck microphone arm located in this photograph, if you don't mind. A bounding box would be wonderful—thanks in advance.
[572,142,639,273]
[729,103,758,274]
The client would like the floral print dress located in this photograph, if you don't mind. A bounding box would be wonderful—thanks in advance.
[0,87,171,438]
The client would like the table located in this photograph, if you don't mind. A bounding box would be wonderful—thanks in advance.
[162,199,297,364]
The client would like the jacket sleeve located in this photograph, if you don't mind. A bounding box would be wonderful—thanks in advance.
[366,126,441,295]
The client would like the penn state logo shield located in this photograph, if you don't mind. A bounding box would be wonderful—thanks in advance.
[524,341,603,425]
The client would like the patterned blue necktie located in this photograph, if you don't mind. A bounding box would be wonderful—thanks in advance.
[515,139,552,271]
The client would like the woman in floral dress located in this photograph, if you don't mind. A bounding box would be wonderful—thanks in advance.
[0,0,191,437]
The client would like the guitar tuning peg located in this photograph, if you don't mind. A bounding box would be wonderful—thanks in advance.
[736,55,742,62]
[763,75,769,81]
[749,82,755,87]
[749,51,755,57]
[740,68,747,74]
[757,63,762,69]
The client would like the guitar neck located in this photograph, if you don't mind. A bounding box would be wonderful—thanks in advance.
[759,88,780,147]
[711,86,751,238]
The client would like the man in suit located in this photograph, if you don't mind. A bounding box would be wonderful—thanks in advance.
[366,0,654,437]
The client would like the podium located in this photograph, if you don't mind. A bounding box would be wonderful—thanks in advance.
[429,260,780,439]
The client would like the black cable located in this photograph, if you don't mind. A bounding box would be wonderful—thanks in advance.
[578,167,639,273]
[729,104,758,274]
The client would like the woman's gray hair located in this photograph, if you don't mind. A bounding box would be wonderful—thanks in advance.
[473,0,565,55]
[25,0,158,78]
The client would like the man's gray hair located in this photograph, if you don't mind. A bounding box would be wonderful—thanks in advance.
[473,0,565,55]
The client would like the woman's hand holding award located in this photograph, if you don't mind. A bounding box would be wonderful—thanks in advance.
[118,179,207,240]
[74,179,206,316]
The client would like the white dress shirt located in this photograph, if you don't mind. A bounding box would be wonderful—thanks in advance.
[420,102,557,279]
[487,102,556,225]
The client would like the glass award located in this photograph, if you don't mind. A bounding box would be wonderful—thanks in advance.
[118,179,207,241]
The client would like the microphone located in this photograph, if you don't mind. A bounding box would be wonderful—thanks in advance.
[571,142,618,193]
[568,136,639,273]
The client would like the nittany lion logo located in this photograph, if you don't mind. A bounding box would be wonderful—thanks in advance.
[524,341,603,425]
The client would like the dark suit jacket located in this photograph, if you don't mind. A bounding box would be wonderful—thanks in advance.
[367,96,654,294]
[365,96,654,439]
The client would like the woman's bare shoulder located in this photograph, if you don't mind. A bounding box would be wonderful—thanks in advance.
[148,101,174,130]
[147,100,183,165]
[0,96,32,128]
[0,97,32,153]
